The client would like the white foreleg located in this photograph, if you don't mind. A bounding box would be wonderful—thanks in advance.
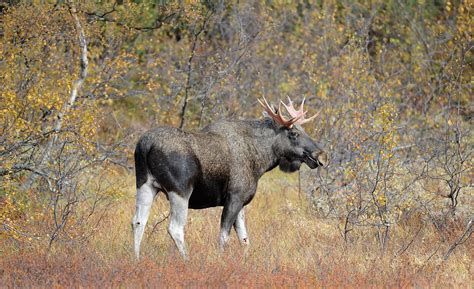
[233,208,249,245]
[132,179,156,259]
[219,229,230,250]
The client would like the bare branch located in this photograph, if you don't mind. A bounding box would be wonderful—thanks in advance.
[444,218,473,260]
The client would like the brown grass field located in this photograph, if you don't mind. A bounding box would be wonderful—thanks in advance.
[0,170,472,288]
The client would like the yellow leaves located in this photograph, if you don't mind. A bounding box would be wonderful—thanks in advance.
[344,167,356,183]
[0,4,82,142]
[373,102,398,160]
[316,81,329,99]
[278,81,292,94]
[376,192,387,207]
[0,3,110,162]
[0,189,31,241]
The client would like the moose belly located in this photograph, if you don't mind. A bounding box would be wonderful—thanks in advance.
[188,180,227,209]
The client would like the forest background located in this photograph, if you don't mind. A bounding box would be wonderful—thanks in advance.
[0,0,472,287]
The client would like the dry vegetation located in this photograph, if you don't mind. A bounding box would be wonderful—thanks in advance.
[1,0,472,288]
[1,171,472,288]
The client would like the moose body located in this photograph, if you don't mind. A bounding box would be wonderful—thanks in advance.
[132,99,328,259]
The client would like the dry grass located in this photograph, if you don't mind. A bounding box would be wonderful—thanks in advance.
[1,170,472,288]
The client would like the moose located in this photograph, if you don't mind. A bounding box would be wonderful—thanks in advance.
[132,97,328,259]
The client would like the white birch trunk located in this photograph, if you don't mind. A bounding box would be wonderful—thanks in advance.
[23,2,88,189]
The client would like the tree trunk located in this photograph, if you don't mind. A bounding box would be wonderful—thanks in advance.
[22,1,88,190]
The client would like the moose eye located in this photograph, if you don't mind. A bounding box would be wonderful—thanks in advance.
[288,130,299,140]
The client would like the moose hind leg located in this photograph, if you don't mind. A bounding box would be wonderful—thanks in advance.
[132,179,157,259]
[233,208,249,245]
[168,191,190,258]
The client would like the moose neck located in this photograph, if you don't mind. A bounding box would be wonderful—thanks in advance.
[245,118,281,178]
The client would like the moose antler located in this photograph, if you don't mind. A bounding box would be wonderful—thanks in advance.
[281,97,319,125]
[258,96,318,127]
[258,97,302,128]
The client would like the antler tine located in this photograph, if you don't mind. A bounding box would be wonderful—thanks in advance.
[281,97,297,118]
[299,97,305,113]
[278,102,303,127]
[299,109,320,124]
[282,96,304,119]
[262,96,272,111]
[287,96,294,106]
[257,97,266,109]
[258,97,301,128]
[280,96,319,125]
[258,96,278,118]
[277,102,296,124]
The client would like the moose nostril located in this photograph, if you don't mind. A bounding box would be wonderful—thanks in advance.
[312,151,328,167]
[311,151,320,160]
[318,152,329,167]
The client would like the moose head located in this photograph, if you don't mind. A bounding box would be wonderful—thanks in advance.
[258,97,328,172]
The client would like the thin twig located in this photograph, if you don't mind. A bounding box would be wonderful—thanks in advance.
[150,213,170,235]
[444,218,473,260]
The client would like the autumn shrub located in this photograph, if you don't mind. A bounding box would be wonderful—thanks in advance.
[0,0,472,288]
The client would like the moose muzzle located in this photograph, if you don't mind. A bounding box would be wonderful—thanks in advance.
[312,150,329,167]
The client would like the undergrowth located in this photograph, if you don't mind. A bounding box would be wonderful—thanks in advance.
[0,170,472,288]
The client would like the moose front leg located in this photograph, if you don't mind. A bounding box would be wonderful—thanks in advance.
[219,196,243,250]
[233,208,249,245]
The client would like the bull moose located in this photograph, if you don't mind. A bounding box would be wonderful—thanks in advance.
[132,97,328,259]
